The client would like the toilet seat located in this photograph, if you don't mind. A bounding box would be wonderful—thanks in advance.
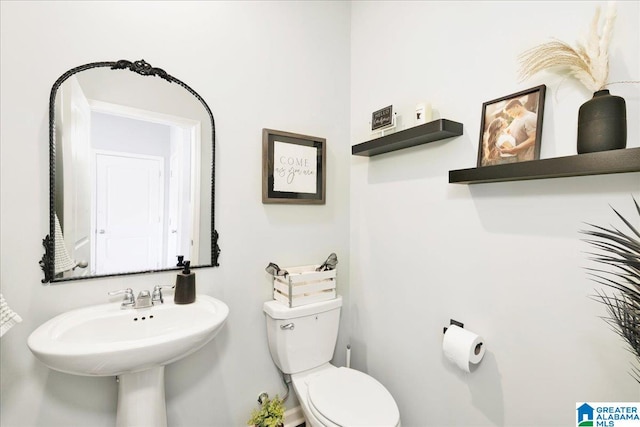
[307,367,400,427]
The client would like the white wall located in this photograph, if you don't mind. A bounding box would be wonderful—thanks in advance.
[0,2,350,426]
[2,1,639,427]
[349,1,639,426]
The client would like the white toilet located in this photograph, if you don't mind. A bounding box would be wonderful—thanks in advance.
[263,295,401,427]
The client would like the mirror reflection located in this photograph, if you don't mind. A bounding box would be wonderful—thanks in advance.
[43,60,218,283]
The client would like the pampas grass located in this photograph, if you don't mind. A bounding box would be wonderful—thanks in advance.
[518,2,617,93]
[581,196,640,382]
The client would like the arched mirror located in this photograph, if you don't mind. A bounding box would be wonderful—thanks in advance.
[40,59,220,283]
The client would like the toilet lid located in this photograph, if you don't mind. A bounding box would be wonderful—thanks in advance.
[307,367,399,427]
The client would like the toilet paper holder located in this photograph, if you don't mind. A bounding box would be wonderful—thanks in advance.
[443,319,484,356]
[443,319,464,334]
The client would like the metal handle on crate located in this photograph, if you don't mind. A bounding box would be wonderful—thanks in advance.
[280,323,295,330]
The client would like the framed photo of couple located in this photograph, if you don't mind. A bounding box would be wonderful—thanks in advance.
[477,85,546,167]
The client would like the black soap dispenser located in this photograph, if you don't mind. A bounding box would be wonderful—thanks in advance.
[174,261,196,304]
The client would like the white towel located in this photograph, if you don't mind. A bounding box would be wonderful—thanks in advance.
[54,213,76,274]
[0,293,23,337]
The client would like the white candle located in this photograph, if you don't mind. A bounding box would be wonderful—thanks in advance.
[415,102,433,124]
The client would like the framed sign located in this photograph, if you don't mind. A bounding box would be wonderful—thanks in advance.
[371,105,394,131]
[262,129,326,204]
[477,85,546,167]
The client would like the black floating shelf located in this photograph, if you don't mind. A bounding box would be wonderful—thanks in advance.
[352,119,463,157]
[449,147,640,184]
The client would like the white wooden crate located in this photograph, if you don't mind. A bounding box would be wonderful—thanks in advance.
[273,264,337,308]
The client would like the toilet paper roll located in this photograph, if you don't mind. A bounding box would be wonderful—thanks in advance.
[442,325,485,373]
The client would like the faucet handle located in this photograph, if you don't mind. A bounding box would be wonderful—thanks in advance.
[108,288,135,308]
[152,285,174,305]
[108,287,133,297]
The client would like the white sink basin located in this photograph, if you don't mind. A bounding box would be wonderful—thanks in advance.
[28,294,229,376]
[27,294,229,427]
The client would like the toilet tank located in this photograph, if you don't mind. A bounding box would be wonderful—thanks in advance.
[263,296,342,374]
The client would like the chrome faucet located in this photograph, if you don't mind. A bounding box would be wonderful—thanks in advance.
[108,288,159,309]
[135,290,152,309]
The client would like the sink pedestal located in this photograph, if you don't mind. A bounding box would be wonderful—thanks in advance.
[117,367,167,427]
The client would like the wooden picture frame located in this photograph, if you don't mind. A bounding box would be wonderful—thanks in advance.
[262,129,326,204]
[477,85,546,167]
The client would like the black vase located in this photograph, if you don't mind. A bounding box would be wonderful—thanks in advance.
[577,89,626,154]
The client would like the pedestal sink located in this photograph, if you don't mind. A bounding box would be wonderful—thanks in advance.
[27,294,229,427]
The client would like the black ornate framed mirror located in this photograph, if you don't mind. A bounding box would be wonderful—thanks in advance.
[40,59,220,283]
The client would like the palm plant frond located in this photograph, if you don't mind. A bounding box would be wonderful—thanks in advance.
[581,196,640,382]
[518,3,617,93]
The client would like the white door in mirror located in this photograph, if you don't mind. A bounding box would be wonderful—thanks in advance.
[95,152,164,274]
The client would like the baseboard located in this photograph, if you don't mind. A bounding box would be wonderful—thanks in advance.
[284,405,306,427]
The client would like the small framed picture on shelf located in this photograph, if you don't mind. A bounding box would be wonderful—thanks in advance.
[371,105,394,131]
[262,129,326,204]
[477,85,546,167]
